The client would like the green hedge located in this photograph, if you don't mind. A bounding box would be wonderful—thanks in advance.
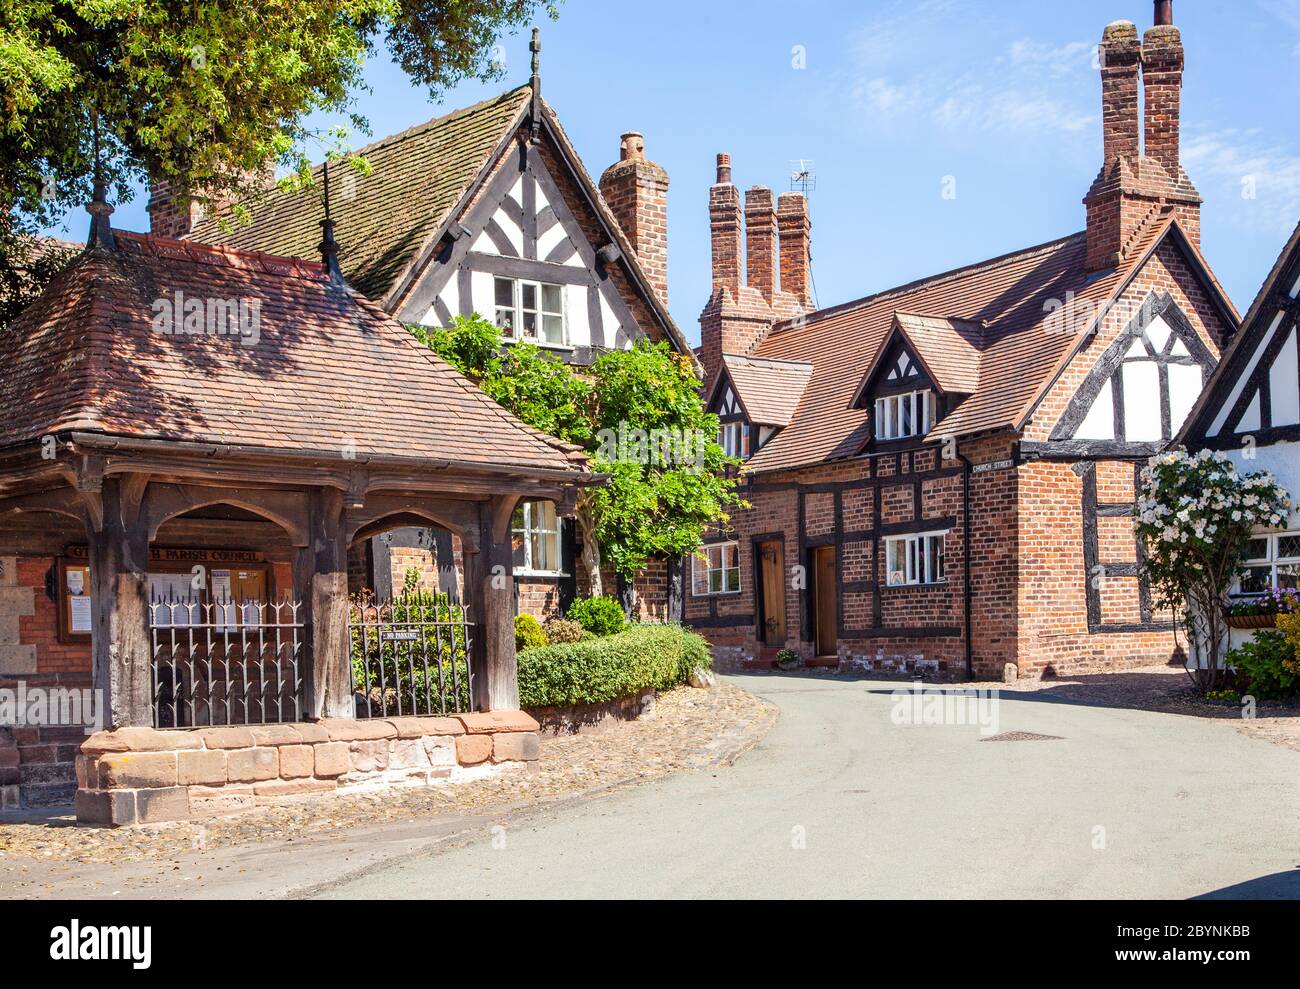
[517,623,712,708]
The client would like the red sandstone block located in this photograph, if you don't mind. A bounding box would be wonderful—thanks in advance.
[113,726,202,752]
[196,726,255,750]
[81,730,130,756]
[136,786,191,824]
[455,734,492,766]
[295,722,329,744]
[278,744,314,779]
[97,752,178,789]
[249,725,304,747]
[320,718,397,742]
[491,732,540,763]
[456,711,539,735]
[189,784,255,819]
[252,778,336,801]
[385,716,465,738]
[226,747,279,783]
[313,742,350,778]
[178,748,227,786]
[75,788,137,827]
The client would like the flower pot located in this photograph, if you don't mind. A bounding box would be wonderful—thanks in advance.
[1225,614,1278,629]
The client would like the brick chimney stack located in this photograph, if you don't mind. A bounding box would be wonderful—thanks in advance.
[1083,6,1201,273]
[744,186,777,303]
[777,192,812,309]
[1142,9,1185,180]
[147,178,203,238]
[599,132,670,305]
[709,154,743,300]
[148,162,277,239]
[1099,20,1142,165]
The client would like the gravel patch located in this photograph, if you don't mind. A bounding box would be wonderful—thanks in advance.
[0,682,776,867]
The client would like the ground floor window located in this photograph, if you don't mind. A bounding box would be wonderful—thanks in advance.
[693,541,741,595]
[512,500,563,576]
[1236,532,1300,594]
[884,530,946,586]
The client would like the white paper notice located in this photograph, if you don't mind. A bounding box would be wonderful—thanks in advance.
[66,569,85,595]
[69,595,92,633]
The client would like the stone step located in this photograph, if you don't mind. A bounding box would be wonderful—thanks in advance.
[19,781,77,809]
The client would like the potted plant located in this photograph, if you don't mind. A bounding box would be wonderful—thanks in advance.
[774,648,800,671]
[1226,587,1300,629]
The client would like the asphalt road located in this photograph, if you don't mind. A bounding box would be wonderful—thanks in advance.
[316,673,1300,899]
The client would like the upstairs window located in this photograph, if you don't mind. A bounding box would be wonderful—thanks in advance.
[719,421,747,459]
[512,500,564,576]
[693,542,741,596]
[884,531,947,587]
[494,277,566,346]
[874,389,934,441]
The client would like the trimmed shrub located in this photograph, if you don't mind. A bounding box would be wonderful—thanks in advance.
[543,617,585,644]
[514,613,548,651]
[518,623,711,708]
[1233,625,1300,699]
[565,595,627,637]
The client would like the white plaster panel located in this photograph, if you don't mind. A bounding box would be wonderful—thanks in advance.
[1122,361,1162,441]
[1075,380,1115,440]
[1168,362,1203,435]
[1270,325,1300,427]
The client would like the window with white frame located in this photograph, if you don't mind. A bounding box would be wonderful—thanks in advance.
[1235,532,1300,594]
[512,500,564,575]
[874,390,935,441]
[718,421,746,459]
[693,541,741,596]
[493,277,566,346]
[884,531,947,586]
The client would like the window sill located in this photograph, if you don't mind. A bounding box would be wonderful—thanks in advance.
[514,570,568,580]
[883,580,949,590]
[500,337,573,352]
[693,590,743,598]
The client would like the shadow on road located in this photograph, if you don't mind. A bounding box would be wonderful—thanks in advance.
[1192,868,1300,900]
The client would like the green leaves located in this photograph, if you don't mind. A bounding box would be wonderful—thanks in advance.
[2,1,558,316]
[412,317,744,581]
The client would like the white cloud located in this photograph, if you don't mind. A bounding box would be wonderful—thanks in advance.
[1184,129,1300,233]
[845,5,1095,141]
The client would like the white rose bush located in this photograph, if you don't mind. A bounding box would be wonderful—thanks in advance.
[1135,448,1290,691]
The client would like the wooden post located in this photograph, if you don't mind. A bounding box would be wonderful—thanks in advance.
[473,495,519,711]
[88,476,152,728]
[304,488,351,718]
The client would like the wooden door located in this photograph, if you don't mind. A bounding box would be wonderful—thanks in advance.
[813,547,837,657]
[758,540,785,647]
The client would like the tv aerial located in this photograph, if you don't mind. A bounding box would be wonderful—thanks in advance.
[790,159,816,195]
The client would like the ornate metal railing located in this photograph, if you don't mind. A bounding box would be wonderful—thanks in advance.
[149,598,305,728]
[350,594,474,718]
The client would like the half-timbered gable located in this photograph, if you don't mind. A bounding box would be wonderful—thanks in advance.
[1185,221,1300,454]
[705,354,811,460]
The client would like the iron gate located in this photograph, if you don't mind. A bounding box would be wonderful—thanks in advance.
[150,598,305,728]
[350,595,474,718]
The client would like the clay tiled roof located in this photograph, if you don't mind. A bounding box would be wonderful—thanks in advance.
[190,87,531,302]
[717,354,812,427]
[744,227,1149,474]
[0,232,585,474]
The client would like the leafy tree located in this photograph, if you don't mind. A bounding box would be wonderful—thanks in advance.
[1135,448,1290,691]
[417,314,744,596]
[0,0,559,322]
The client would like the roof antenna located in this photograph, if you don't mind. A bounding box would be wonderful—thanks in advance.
[318,159,343,284]
[529,27,542,143]
[86,105,115,250]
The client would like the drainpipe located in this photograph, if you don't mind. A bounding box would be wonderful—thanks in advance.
[954,451,974,680]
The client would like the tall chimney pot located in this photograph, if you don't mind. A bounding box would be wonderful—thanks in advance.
[716,153,732,185]
[1154,1,1173,26]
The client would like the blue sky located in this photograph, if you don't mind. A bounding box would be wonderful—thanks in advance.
[49,0,1300,343]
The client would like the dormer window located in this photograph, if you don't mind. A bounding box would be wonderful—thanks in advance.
[875,389,934,441]
[719,421,747,459]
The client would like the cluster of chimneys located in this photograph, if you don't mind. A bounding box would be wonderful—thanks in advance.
[1085,0,1199,271]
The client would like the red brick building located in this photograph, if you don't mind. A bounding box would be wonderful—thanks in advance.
[688,6,1240,679]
